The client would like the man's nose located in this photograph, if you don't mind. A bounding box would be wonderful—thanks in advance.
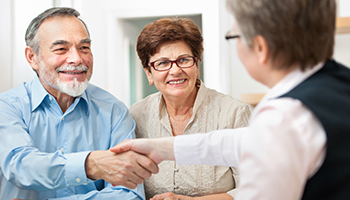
[66,47,83,65]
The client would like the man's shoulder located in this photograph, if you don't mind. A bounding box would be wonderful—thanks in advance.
[0,82,30,103]
[84,83,125,106]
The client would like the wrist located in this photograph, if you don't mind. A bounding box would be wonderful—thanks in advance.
[85,151,100,180]
[156,137,175,161]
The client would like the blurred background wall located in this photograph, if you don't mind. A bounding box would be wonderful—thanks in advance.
[1,0,349,107]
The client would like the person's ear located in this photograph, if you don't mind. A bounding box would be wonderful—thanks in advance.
[143,68,154,86]
[25,46,40,72]
[252,35,269,65]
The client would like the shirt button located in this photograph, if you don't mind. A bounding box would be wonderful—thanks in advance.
[60,148,64,152]
[62,117,65,121]
[174,186,179,189]
[174,168,179,172]
[76,178,81,183]
[49,97,53,101]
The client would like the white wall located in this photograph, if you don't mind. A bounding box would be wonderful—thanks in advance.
[1,0,349,106]
[338,0,350,17]
[334,0,350,66]
[0,0,12,93]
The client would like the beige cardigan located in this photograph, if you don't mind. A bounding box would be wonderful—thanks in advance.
[130,80,251,199]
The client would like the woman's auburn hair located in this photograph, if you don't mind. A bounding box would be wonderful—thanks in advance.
[136,17,203,71]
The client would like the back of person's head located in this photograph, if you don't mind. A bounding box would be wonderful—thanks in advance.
[25,7,90,54]
[136,17,203,71]
[227,0,336,71]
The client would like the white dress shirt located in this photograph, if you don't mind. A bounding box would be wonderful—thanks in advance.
[174,63,326,200]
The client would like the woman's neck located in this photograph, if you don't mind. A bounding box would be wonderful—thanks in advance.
[163,86,199,136]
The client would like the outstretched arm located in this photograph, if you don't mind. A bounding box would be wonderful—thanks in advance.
[111,128,247,167]
[109,137,175,164]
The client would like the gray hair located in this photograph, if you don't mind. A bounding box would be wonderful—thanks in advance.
[25,7,90,54]
[226,0,336,71]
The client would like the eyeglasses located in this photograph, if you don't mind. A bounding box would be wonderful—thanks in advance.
[225,30,240,40]
[149,56,197,71]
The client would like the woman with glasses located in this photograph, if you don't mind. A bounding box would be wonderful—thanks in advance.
[130,17,251,200]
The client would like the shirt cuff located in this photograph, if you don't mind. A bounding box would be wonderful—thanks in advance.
[227,188,238,198]
[65,151,91,186]
[174,134,202,165]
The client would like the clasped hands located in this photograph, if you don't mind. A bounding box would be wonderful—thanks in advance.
[85,137,174,189]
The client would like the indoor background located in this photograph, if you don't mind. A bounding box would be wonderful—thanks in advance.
[1,0,349,107]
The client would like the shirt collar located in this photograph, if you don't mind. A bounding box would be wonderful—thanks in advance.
[31,75,90,114]
[31,75,50,112]
[257,62,324,108]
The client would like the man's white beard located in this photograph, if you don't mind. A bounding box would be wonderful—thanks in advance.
[39,64,91,97]
[56,77,89,97]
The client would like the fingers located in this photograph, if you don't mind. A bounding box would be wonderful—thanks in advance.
[85,150,151,188]
[120,151,158,182]
[136,153,159,174]
[87,141,160,189]
[121,180,138,190]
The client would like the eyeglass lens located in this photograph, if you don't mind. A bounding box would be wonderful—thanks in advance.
[153,57,195,71]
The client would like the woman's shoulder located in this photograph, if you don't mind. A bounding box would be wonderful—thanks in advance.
[201,85,248,109]
[198,84,251,124]
[130,92,161,116]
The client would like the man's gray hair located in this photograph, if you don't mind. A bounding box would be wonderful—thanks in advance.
[226,0,336,71]
[25,7,90,54]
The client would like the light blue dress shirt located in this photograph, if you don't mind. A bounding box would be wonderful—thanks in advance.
[0,75,145,200]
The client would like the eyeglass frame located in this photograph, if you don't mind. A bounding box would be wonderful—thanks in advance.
[148,56,198,71]
[225,30,241,40]
[226,35,240,40]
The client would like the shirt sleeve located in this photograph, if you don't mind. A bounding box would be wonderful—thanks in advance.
[174,128,249,167]
[48,185,144,200]
[0,98,90,191]
[236,99,326,200]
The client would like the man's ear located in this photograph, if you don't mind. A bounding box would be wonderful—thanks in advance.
[252,35,269,65]
[25,46,39,72]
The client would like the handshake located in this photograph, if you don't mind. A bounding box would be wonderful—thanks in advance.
[87,137,175,189]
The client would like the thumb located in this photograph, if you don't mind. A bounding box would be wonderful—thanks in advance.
[109,139,133,153]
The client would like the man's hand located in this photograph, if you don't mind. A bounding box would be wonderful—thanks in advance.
[85,150,159,189]
[109,137,175,165]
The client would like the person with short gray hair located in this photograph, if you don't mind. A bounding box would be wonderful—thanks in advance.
[25,7,90,55]
[0,7,158,200]
[111,0,350,199]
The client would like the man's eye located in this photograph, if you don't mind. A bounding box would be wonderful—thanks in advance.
[56,48,66,51]
[81,46,91,53]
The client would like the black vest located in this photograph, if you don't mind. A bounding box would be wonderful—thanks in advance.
[280,60,350,200]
